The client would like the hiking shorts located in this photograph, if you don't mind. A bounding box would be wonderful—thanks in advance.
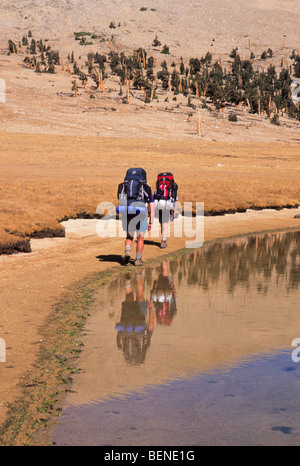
[122,213,148,235]
[155,199,175,224]
[158,209,174,224]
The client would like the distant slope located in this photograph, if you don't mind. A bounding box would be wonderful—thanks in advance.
[1,0,300,60]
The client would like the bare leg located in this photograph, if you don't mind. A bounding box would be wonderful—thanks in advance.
[161,261,169,277]
[161,222,169,240]
[123,232,133,264]
[160,222,169,248]
[137,233,145,254]
[135,232,145,266]
[136,275,144,301]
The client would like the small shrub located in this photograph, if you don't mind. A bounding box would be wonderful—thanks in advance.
[152,36,161,47]
[74,31,91,38]
[261,51,267,60]
[161,45,170,55]
[228,113,238,122]
[270,114,280,125]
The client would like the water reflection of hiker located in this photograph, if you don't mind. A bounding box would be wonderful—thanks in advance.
[150,261,177,326]
[118,168,155,266]
[116,273,154,366]
[154,172,178,249]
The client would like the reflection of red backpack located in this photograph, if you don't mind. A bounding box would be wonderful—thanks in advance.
[156,302,173,326]
[155,172,175,201]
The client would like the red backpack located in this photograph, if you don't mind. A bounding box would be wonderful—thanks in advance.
[154,172,175,201]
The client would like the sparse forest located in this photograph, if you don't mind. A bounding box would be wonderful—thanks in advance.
[7,33,300,124]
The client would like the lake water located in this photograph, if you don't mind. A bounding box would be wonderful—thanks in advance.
[52,231,300,446]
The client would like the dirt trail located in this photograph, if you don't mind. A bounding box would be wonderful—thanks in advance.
[0,207,299,427]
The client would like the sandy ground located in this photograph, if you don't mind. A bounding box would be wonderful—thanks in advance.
[1,0,300,65]
[0,207,299,427]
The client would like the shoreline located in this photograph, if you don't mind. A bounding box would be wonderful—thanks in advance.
[1,203,300,257]
[0,208,300,444]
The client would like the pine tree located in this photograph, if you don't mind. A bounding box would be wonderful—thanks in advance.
[30,39,37,55]
[8,40,17,53]
[293,55,300,78]
[180,58,185,75]
[72,79,78,96]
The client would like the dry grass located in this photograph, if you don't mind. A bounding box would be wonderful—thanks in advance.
[0,131,299,251]
[0,228,30,254]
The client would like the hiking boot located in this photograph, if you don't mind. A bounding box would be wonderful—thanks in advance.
[122,252,131,265]
[134,258,144,267]
[160,240,168,249]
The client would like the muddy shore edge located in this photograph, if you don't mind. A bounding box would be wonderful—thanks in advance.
[1,203,300,257]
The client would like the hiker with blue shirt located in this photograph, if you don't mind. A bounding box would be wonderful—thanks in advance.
[115,272,154,365]
[117,168,155,266]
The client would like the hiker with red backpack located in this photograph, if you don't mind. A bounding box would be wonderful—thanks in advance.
[117,168,155,266]
[154,172,178,249]
[150,261,177,326]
